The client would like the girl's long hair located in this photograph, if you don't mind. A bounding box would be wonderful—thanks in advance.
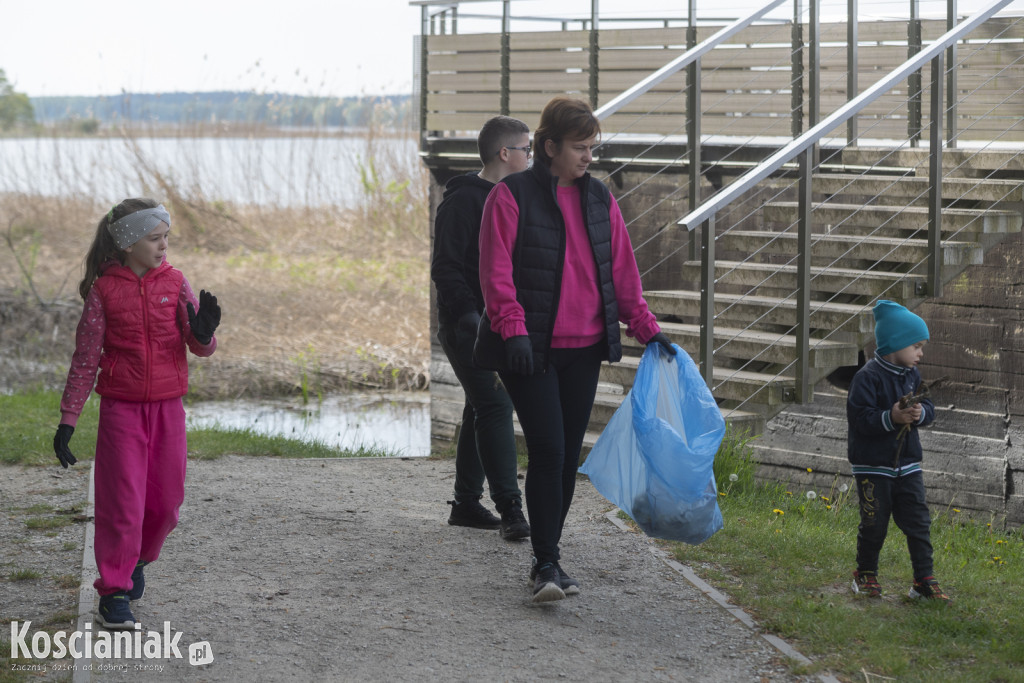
[79,197,160,300]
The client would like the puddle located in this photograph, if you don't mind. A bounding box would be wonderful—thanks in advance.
[185,392,430,457]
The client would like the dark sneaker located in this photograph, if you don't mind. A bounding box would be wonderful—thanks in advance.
[127,561,147,601]
[447,499,500,530]
[909,576,951,603]
[499,503,530,541]
[96,592,137,630]
[530,558,580,596]
[531,562,565,603]
[852,570,882,598]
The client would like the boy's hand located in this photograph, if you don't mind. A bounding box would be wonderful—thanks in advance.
[891,401,922,425]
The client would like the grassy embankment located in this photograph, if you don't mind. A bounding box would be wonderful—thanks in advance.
[664,429,1024,682]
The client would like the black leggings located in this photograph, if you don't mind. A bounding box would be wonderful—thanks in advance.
[499,344,603,565]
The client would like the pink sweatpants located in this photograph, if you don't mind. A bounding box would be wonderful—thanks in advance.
[93,396,187,596]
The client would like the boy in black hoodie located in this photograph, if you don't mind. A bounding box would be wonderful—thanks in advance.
[431,115,532,541]
[847,300,948,602]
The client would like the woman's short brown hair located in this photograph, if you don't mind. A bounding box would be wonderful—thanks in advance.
[533,97,601,166]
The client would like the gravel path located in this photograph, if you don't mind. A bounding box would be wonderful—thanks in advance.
[10,456,821,682]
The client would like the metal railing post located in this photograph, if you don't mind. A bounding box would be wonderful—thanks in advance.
[419,5,430,143]
[500,0,511,116]
[947,0,958,147]
[796,148,813,402]
[927,54,945,298]
[589,0,600,110]
[791,0,805,137]
[687,0,700,262]
[699,217,716,389]
[908,0,923,146]
[809,0,820,164]
[847,0,858,144]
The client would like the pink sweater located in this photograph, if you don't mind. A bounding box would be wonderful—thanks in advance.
[479,182,660,347]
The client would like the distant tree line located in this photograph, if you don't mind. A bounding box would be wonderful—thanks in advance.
[0,69,35,130]
[28,91,415,130]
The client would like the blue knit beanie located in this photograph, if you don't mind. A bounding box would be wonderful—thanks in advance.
[873,300,929,356]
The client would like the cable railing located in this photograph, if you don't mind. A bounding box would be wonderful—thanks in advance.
[676,0,1020,415]
[416,0,1024,426]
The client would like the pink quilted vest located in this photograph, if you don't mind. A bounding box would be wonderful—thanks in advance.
[93,261,189,402]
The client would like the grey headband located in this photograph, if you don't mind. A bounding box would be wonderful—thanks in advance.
[107,205,171,249]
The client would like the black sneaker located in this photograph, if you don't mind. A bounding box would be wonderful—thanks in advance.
[529,557,580,596]
[96,592,137,630]
[499,503,530,541]
[447,499,500,529]
[531,562,565,603]
[127,561,147,601]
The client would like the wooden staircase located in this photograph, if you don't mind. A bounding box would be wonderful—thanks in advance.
[576,146,1024,454]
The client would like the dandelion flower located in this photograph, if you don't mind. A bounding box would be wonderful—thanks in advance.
[996,540,1006,545]
[806,467,813,473]
[806,490,817,500]
[729,473,739,482]
[954,508,961,513]
[821,496,830,503]
[840,483,849,493]
[719,492,727,497]
[784,491,793,496]
[826,505,832,510]
[773,509,784,516]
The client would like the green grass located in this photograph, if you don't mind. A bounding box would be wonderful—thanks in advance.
[7,568,41,581]
[659,430,1024,683]
[0,389,404,464]
[0,388,100,466]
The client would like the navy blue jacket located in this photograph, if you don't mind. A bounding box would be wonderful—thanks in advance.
[847,353,935,476]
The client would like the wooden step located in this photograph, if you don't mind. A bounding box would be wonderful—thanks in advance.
[601,356,799,406]
[762,202,1022,235]
[718,230,984,267]
[809,173,1024,204]
[620,321,859,368]
[678,260,925,299]
[644,290,873,337]
[588,392,766,434]
[840,146,1024,176]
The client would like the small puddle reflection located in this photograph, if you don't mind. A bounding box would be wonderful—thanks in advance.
[185,392,430,457]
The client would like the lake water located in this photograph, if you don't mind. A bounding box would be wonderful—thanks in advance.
[185,392,430,457]
[0,135,418,207]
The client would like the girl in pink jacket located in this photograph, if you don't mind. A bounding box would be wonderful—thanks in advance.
[53,198,221,630]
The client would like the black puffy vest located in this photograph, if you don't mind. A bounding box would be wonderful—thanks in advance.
[499,162,621,370]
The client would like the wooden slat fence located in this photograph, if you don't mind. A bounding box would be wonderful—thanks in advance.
[422,16,1024,142]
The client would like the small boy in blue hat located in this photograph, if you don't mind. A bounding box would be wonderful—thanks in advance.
[846,300,949,602]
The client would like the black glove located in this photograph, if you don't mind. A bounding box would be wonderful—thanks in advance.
[53,424,77,469]
[648,332,677,357]
[187,289,221,345]
[505,335,533,375]
[455,311,481,365]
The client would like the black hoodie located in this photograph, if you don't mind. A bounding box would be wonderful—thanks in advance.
[431,172,495,326]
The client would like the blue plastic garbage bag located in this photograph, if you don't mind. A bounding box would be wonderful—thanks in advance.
[579,343,726,544]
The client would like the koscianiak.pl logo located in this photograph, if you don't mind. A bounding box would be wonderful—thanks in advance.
[9,620,214,672]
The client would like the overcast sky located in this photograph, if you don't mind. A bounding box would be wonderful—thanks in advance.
[0,0,1010,98]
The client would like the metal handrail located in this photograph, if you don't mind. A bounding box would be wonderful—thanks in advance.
[677,0,1013,397]
[679,0,1014,233]
[592,0,788,121]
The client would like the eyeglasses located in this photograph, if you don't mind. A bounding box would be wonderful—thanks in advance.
[502,144,532,158]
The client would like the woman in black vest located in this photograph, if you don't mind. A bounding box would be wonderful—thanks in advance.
[478,97,675,602]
